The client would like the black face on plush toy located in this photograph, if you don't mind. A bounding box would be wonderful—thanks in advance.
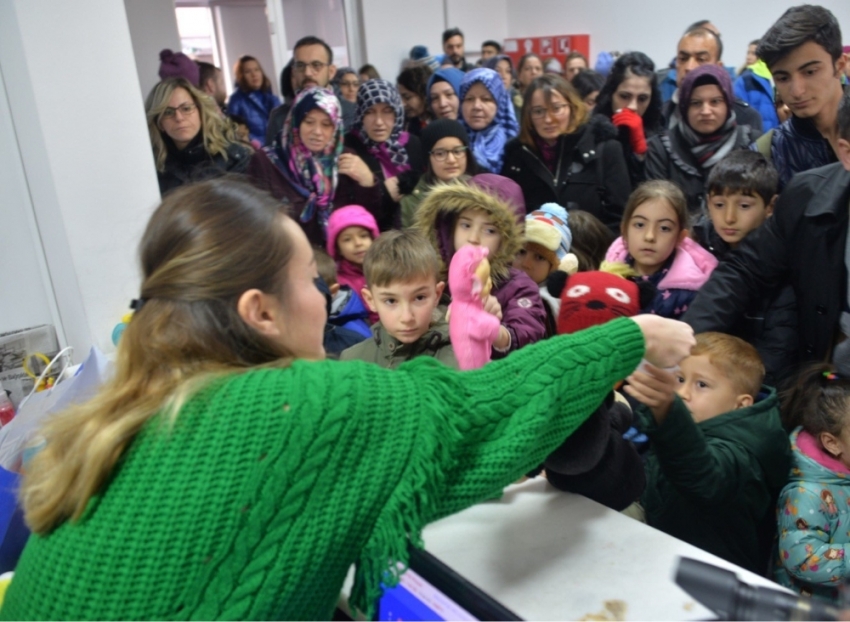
[548,270,648,334]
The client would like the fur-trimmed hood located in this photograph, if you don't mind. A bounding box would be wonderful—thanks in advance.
[414,180,523,283]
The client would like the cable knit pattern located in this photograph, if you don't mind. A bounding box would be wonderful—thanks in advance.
[1,319,643,621]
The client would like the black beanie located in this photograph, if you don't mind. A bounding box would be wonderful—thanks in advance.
[420,118,470,155]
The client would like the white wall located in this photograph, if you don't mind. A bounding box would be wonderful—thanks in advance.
[505,0,850,74]
[124,0,181,99]
[0,0,161,359]
[446,0,508,66]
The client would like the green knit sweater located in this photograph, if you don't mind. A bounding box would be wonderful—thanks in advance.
[0,318,643,621]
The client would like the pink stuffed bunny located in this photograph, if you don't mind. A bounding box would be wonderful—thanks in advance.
[448,245,502,370]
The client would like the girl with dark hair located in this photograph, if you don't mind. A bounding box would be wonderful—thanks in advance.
[0,176,694,621]
[396,64,433,136]
[775,364,850,601]
[399,118,480,227]
[501,74,631,230]
[571,69,605,110]
[344,79,425,231]
[227,55,281,145]
[594,52,663,186]
[646,64,756,214]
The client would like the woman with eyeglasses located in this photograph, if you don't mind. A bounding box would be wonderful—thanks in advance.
[227,55,281,145]
[400,119,480,227]
[344,79,425,231]
[145,77,253,195]
[333,67,360,104]
[501,74,631,230]
[458,68,519,174]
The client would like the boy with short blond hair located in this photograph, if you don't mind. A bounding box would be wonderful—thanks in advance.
[340,230,458,369]
[694,150,797,386]
[626,332,790,574]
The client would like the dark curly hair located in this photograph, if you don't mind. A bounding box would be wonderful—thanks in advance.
[594,51,662,135]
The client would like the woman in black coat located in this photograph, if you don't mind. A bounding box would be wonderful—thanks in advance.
[344,79,425,231]
[646,64,755,215]
[501,74,631,231]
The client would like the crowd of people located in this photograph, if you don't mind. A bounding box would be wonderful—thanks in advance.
[4,4,850,620]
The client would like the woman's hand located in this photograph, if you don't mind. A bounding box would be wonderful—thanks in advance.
[338,153,375,187]
[612,108,647,157]
[624,364,677,423]
[630,315,694,368]
[384,176,401,202]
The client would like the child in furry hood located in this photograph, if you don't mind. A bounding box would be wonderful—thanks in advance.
[415,176,546,356]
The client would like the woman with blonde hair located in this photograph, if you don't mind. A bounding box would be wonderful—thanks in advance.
[501,74,631,230]
[145,77,253,195]
[0,178,694,620]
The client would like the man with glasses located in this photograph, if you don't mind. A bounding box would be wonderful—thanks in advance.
[265,36,357,145]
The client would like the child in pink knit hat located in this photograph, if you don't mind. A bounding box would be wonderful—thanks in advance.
[327,206,380,323]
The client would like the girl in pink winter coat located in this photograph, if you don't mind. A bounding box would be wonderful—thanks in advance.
[326,205,380,323]
[604,180,717,319]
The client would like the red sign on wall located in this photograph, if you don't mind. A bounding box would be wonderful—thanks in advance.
[502,34,591,70]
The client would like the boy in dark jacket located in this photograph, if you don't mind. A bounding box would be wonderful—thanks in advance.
[340,230,457,369]
[693,150,797,385]
[625,332,791,574]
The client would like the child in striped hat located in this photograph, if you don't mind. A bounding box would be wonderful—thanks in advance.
[513,203,577,336]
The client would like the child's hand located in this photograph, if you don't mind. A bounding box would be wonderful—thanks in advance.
[483,295,503,320]
[384,176,401,201]
[624,364,677,424]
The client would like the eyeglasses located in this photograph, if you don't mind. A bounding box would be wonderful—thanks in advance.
[339,80,360,88]
[294,61,329,74]
[430,146,468,161]
[160,103,197,120]
[530,103,569,119]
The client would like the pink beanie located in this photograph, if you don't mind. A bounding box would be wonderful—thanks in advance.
[159,49,200,87]
[326,206,380,258]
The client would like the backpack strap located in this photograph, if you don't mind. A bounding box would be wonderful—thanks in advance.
[755,128,775,163]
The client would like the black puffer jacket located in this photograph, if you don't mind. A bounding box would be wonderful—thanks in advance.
[684,162,850,368]
[645,125,754,215]
[501,114,632,231]
[692,217,798,386]
[157,134,252,195]
[343,133,425,232]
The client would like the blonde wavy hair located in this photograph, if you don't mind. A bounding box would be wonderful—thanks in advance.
[145,77,245,172]
[21,180,296,534]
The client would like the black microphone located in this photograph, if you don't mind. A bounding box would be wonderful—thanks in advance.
[674,556,840,621]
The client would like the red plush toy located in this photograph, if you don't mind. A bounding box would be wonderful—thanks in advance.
[547,270,648,335]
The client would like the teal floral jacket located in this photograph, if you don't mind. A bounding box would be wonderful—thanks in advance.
[775,427,850,601]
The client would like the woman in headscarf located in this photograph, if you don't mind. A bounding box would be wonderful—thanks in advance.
[458,68,520,174]
[484,55,523,120]
[344,79,425,231]
[501,74,631,231]
[427,67,464,121]
[227,55,280,145]
[145,77,253,196]
[646,64,755,215]
[332,67,359,104]
[247,86,380,246]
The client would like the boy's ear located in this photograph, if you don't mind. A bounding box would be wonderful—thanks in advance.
[765,195,777,218]
[435,281,446,300]
[820,431,843,459]
[547,270,569,297]
[330,283,340,296]
[735,394,754,410]
[361,287,378,313]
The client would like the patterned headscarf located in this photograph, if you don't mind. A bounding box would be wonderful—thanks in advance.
[676,64,739,170]
[264,87,344,232]
[458,68,519,173]
[353,79,411,176]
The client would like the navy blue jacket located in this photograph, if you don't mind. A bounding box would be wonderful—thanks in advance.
[751,114,837,191]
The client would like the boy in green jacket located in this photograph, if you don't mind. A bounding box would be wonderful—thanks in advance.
[625,332,790,573]
[341,229,458,369]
